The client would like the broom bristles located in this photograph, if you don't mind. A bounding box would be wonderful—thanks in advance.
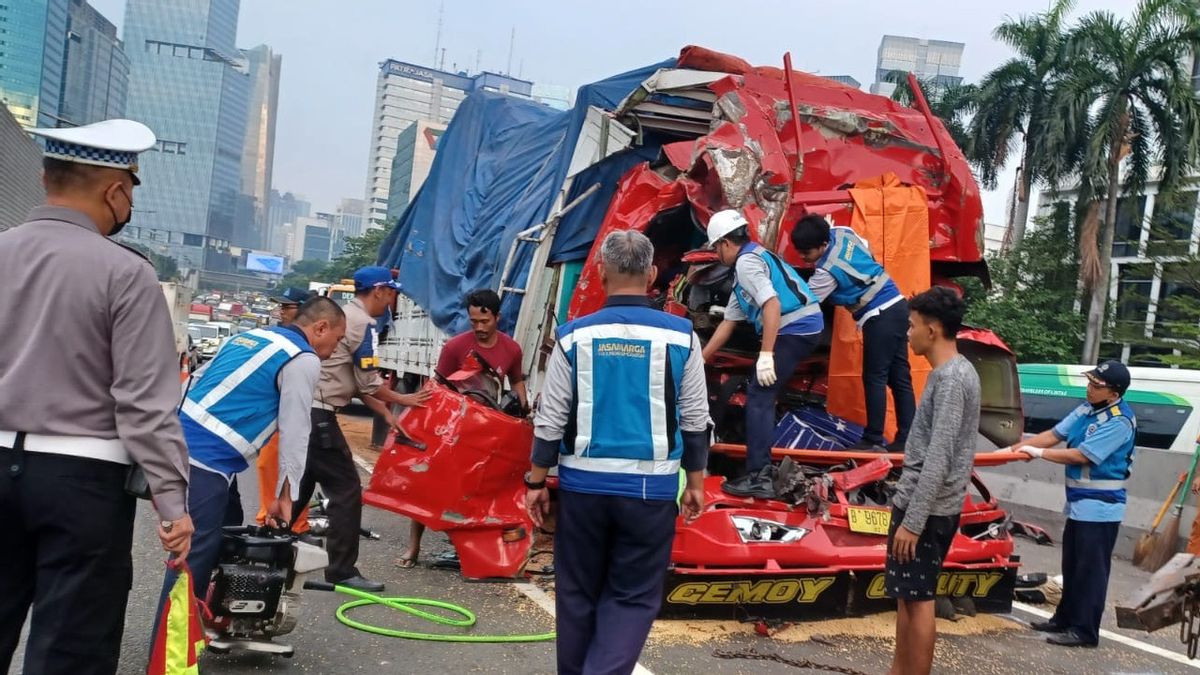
[1145,510,1184,573]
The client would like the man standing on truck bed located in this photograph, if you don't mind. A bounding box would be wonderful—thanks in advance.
[701,209,824,498]
[886,287,980,675]
[0,119,193,675]
[294,266,430,592]
[791,214,915,452]
[398,288,527,569]
[1006,360,1135,648]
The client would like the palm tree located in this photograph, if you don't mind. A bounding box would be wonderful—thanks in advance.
[969,0,1077,249]
[882,70,978,150]
[1067,0,1200,364]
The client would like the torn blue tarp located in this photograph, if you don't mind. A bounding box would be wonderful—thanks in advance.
[377,58,674,336]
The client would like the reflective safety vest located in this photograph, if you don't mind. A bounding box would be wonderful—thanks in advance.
[180,326,313,476]
[733,242,820,335]
[1063,399,1137,505]
[815,227,900,318]
[556,302,693,501]
[148,563,206,675]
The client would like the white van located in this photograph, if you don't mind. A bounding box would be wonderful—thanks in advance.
[1018,364,1200,455]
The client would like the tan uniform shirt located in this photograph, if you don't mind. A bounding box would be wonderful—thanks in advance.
[314,297,383,408]
[0,206,190,519]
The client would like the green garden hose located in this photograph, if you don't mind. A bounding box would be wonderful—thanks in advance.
[306,581,556,643]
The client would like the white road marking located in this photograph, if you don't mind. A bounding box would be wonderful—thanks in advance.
[352,453,375,475]
[1011,601,1200,669]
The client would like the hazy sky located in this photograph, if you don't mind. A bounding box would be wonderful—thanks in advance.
[89,0,1137,220]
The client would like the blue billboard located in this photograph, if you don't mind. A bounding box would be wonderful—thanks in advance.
[246,252,285,275]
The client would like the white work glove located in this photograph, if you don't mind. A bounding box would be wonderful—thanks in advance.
[756,351,776,387]
[1018,445,1044,459]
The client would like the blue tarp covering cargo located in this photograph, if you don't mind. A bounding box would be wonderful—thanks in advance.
[376,59,672,336]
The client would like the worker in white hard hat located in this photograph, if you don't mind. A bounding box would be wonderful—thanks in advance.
[700,209,824,498]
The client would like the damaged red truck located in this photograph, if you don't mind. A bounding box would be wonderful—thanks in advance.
[365,46,1027,620]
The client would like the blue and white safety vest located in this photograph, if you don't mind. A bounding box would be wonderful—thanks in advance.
[1060,399,1136,515]
[555,300,693,501]
[733,242,821,335]
[180,326,314,476]
[815,227,900,319]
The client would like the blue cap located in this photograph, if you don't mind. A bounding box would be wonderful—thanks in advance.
[270,286,313,305]
[353,266,400,292]
[1086,360,1131,395]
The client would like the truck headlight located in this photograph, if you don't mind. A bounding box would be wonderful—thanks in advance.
[730,515,810,543]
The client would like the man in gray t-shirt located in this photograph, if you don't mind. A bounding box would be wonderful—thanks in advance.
[886,287,980,675]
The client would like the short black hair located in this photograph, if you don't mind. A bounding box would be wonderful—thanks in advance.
[790,215,831,253]
[909,286,965,338]
[722,226,751,246]
[43,157,100,193]
[294,296,346,325]
[466,289,501,316]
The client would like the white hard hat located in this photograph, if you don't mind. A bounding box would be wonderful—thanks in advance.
[706,209,748,245]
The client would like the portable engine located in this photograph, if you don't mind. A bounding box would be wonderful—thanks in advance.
[205,525,329,657]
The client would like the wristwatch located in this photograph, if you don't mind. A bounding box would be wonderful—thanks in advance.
[523,471,546,490]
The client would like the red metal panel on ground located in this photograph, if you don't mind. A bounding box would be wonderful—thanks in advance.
[363,384,534,578]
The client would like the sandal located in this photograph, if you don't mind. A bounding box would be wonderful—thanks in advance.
[395,555,417,569]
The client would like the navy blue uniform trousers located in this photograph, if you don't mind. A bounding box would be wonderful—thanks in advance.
[555,489,678,675]
[860,299,916,445]
[745,332,819,472]
[1051,518,1120,644]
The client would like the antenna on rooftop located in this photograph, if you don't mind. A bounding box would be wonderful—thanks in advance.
[506,26,515,75]
[433,0,444,67]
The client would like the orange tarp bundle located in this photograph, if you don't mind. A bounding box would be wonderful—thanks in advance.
[825,173,932,440]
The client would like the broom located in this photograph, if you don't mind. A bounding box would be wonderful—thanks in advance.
[1143,443,1200,573]
[1134,473,1184,570]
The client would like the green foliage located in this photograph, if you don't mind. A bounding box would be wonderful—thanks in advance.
[883,71,977,150]
[125,242,179,282]
[277,228,389,290]
[964,215,1084,362]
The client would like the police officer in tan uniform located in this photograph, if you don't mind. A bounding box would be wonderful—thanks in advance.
[294,266,430,591]
[0,120,193,675]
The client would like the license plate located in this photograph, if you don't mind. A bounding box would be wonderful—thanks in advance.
[847,507,891,535]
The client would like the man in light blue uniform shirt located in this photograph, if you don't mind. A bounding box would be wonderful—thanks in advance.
[1007,360,1135,648]
[525,230,710,675]
[701,209,824,498]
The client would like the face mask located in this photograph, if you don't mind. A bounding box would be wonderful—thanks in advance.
[108,185,133,236]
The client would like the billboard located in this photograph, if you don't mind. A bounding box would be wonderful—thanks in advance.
[245,252,285,275]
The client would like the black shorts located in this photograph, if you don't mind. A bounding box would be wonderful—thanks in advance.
[884,507,960,600]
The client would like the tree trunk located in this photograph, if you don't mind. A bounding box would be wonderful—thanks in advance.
[1081,166,1123,364]
[1007,141,1037,249]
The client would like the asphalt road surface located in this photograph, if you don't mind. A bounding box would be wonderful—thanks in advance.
[9,411,1200,674]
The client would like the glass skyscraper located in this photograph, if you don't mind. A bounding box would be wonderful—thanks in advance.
[869,35,964,97]
[0,0,68,126]
[60,0,128,126]
[122,0,250,272]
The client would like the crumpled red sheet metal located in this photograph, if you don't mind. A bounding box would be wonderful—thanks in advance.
[569,47,984,321]
[363,383,534,578]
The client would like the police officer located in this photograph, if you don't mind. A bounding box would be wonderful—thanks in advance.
[525,230,710,675]
[0,119,194,674]
[294,266,430,592]
[158,297,347,608]
[791,215,915,451]
[1008,361,1135,648]
[700,209,824,498]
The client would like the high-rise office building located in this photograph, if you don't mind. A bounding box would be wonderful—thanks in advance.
[335,197,366,239]
[235,44,281,250]
[266,189,310,255]
[292,214,331,263]
[386,119,445,224]
[364,60,533,227]
[0,0,69,126]
[122,0,251,272]
[0,106,45,232]
[825,75,861,89]
[869,35,964,97]
[60,0,129,125]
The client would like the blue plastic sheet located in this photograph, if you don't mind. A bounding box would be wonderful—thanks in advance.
[377,59,673,336]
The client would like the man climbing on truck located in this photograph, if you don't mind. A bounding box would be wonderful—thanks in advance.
[701,209,824,498]
[791,214,915,452]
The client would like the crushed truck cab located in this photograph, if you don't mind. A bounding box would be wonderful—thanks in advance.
[366,46,1026,620]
